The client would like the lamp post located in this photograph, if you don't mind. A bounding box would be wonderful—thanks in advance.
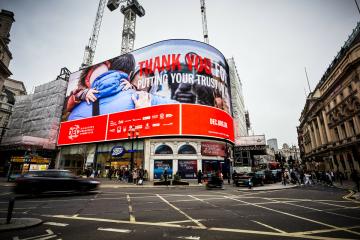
[128,126,139,183]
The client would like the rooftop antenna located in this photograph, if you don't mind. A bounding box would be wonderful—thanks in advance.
[80,0,107,69]
[200,0,209,44]
[304,67,312,93]
[355,0,360,16]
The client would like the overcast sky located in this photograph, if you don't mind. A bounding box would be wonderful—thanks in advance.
[1,0,359,147]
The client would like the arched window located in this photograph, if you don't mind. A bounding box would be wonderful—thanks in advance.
[155,145,173,154]
[178,144,196,154]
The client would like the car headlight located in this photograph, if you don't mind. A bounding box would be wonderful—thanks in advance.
[89,181,100,184]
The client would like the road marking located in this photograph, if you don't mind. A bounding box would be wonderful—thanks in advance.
[224,196,360,237]
[44,222,69,227]
[343,190,360,203]
[177,236,200,240]
[251,220,286,233]
[0,192,11,196]
[188,195,218,207]
[98,227,131,233]
[42,214,204,229]
[292,225,360,235]
[160,219,205,224]
[208,227,353,240]
[13,229,56,240]
[264,197,360,221]
[156,194,206,229]
[126,194,136,222]
[43,214,353,240]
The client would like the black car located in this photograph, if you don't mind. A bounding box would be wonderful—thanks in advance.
[206,175,224,189]
[233,172,264,188]
[14,170,100,194]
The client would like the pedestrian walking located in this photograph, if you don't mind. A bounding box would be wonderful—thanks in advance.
[163,168,169,186]
[351,170,360,192]
[197,170,203,185]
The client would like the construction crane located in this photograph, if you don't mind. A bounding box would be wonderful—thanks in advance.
[200,0,209,44]
[80,0,107,69]
[107,0,145,54]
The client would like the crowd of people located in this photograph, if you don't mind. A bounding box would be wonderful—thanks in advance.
[280,168,360,191]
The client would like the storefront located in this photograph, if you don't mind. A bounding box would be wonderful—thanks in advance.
[9,156,50,174]
[57,140,144,176]
[149,138,230,181]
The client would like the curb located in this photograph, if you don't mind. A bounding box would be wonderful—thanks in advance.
[0,218,43,232]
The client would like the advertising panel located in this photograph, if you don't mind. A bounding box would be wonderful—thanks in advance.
[178,160,197,179]
[59,39,233,145]
[201,142,226,157]
[154,160,173,179]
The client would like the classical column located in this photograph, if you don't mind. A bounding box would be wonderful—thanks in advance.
[307,125,316,150]
[322,110,331,143]
[312,120,320,148]
[316,116,326,145]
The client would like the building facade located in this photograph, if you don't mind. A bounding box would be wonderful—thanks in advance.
[267,138,278,152]
[0,78,26,142]
[298,23,360,176]
[228,57,248,139]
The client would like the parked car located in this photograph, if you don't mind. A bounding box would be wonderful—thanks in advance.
[206,174,224,189]
[233,172,264,188]
[14,170,100,195]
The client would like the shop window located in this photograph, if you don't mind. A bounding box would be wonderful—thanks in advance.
[65,160,70,167]
[178,144,196,154]
[155,145,173,154]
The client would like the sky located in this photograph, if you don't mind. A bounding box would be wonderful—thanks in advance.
[1,0,359,147]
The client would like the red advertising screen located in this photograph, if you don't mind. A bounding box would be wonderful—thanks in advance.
[182,104,234,141]
[57,115,108,145]
[107,104,180,140]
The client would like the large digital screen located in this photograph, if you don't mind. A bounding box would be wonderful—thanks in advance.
[58,39,233,145]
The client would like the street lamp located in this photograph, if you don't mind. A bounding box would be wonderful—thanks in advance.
[128,126,139,183]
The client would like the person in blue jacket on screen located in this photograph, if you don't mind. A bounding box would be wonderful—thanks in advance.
[68,59,177,120]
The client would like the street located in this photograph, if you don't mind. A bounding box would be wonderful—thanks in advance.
[0,183,359,240]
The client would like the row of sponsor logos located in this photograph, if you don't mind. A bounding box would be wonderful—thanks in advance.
[58,104,234,146]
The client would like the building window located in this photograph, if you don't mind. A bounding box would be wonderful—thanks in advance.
[155,145,173,154]
[178,144,196,154]
[334,127,340,141]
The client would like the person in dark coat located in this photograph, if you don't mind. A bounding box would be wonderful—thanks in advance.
[197,170,203,184]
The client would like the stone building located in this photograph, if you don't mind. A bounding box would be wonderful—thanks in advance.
[298,22,360,176]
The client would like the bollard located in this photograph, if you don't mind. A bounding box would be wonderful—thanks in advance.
[6,197,15,224]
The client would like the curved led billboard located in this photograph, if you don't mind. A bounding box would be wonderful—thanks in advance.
[58,39,234,145]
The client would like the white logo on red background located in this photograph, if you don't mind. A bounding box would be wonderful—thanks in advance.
[68,125,80,140]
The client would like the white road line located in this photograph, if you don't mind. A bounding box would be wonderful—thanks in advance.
[292,225,360,235]
[264,198,360,221]
[156,194,206,229]
[224,196,360,237]
[126,194,136,222]
[251,220,286,233]
[0,192,11,196]
[160,219,205,224]
[13,229,56,240]
[44,222,69,227]
[208,227,353,240]
[97,227,131,233]
[188,195,218,207]
[177,236,200,240]
[43,214,353,240]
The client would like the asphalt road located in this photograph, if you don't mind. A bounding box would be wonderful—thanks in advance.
[0,183,359,240]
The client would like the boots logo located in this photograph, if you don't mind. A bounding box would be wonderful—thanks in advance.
[68,125,80,140]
